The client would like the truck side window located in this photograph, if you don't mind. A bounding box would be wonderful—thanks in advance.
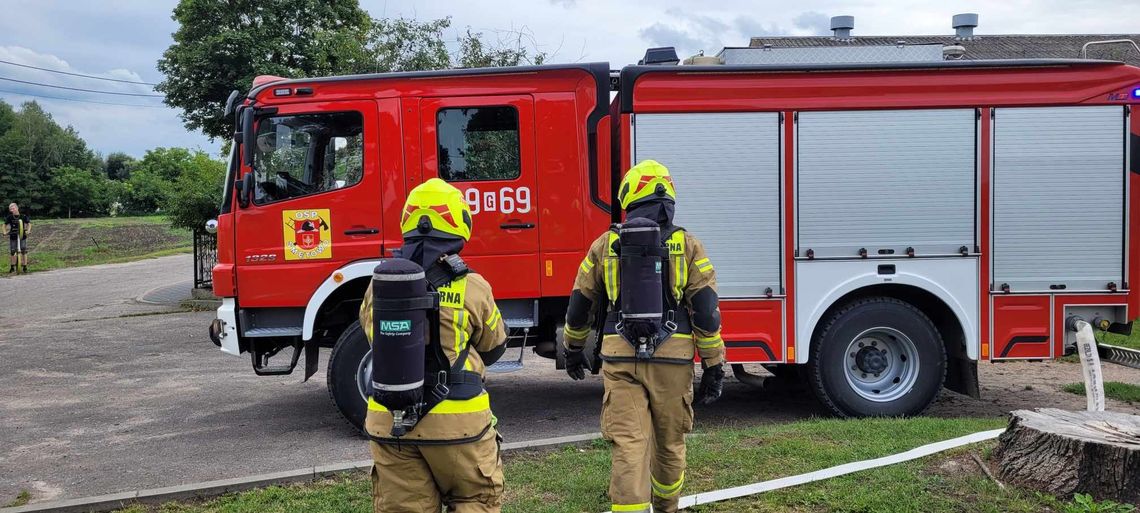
[252,111,364,204]
[436,106,520,181]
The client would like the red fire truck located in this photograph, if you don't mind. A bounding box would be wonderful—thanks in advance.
[208,57,1140,428]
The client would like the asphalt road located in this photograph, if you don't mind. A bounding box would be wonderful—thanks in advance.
[2,255,1138,505]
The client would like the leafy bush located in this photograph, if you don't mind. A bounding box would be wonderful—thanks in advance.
[165,152,226,232]
[1063,493,1136,513]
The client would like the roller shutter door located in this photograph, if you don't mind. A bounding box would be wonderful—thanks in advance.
[992,106,1125,292]
[633,112,781,297]
[797,109,977,258]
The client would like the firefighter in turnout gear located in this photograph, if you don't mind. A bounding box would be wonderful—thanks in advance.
[360,178,508,513]
[564,160,726,513]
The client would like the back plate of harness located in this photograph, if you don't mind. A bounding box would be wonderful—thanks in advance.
[612,218,683,359]
[372,254,482,438]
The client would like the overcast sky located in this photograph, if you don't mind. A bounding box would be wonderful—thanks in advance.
[0,0,1135,158]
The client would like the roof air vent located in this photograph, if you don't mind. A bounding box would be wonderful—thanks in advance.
[830,15,854,40]
[953,13,979,40]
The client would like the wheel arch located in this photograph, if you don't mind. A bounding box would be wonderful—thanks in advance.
[804,282,979,398]
[302,260,380,341]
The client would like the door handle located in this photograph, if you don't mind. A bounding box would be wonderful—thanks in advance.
[344,227,379,235]
[499,222,535,230]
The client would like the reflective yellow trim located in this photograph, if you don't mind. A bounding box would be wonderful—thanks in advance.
[652,472,685,498]
[694,257,709,267]
[486,308,502,331]
[564,324,591,339]
[579,257,595,274]
[368,393,491,414]
[603,258,619,302]
[696,335,724,349]
[668,231,687,301]
[611,503,651,512]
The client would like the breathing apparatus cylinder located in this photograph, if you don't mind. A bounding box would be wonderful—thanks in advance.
[370,258,432,424]
[617,217,667,359]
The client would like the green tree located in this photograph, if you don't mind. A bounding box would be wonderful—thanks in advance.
[50,166,114,218]
[104,152,136,180]
[156,0,374,139]
[123,168,172,214]
[166,151,227,231]
[0,101,100,214]
[158,0,548,140]
[456,28,546,68]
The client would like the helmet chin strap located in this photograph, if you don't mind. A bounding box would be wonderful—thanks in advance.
[626,199,675,231]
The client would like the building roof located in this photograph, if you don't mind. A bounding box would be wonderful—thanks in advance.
[743,34,1140,67]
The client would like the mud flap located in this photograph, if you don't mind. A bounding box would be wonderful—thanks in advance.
[945,351,980,399]
[303,337,320,381]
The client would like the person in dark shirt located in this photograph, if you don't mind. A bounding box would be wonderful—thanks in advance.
[4,203,30,273]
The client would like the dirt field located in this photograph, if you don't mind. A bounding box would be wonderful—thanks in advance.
[4,216,191,273]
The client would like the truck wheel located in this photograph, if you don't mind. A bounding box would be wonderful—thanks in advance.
[327,321,369,431]
[807,297,946,417]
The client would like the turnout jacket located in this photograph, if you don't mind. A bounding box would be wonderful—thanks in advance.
[564,230,725,367]
[360,272,507,443]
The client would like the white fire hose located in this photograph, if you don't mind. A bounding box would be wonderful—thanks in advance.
[1069,318,1106,412]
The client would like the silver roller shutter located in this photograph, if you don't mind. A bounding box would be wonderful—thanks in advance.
[797,109,977,257]
[633,113,781,297]
[992,106,1125,292]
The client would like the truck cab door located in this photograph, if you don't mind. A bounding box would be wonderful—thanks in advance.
[419,95,540,299]
[234,100,383,307]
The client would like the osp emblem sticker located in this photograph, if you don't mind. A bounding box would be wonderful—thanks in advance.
[282,209,332,260]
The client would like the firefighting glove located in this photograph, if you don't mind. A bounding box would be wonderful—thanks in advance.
[695,363,725,405]
[565,347,591,381]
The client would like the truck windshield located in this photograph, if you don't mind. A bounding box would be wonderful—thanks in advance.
[252,111,363,204]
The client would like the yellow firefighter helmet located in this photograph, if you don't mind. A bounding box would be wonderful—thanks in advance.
[617,159,676,210]
[400,178,473,240]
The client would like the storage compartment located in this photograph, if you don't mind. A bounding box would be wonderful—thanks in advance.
[720,299,784,363]
[633,112,782,297]
[991,106,1125,292]
[991,295,1052,360]
[1054,297,1127,357]
[797,109,977,258]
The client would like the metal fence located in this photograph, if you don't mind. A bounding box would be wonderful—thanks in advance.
[193,229,217,289]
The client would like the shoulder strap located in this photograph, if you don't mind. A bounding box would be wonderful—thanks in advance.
[425,254,471,289]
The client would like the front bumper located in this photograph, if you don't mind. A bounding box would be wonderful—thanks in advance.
[212,298,241,355]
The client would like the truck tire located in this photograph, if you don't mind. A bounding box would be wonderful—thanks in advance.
[807,297,946,417]
[327,321,369,432]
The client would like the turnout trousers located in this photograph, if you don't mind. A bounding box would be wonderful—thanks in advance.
[602,359,695,513]
[369,428,504,513]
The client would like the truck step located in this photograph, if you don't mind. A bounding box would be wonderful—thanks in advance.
[486,360,524,373]
[1098,343,1140,370]
[244,327,303,338]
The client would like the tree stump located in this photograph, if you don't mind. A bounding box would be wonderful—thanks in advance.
[993,408,1140,504]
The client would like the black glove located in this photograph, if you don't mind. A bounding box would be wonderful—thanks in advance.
[695,363,725,405]
[565,347,591,380]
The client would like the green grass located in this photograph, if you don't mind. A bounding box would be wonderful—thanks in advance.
[111,416,1072,513]
[5,490,30,508]
[1097,324,1140,352]
[2,215,191,275]
[1062,381,1140,403]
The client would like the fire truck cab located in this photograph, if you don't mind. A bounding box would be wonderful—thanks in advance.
[210,58,1140,428]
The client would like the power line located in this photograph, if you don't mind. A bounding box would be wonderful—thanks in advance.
[0,76,164,97]
[0,59,159,86]
[0,87,168,108]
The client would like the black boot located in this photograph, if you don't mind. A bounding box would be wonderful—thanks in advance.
[22,265,27,273]
[7,265,13,273]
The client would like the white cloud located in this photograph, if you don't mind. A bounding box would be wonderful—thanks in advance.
[0,46,217,158]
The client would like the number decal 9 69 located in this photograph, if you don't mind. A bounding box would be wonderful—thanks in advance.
[464,187,532,215]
